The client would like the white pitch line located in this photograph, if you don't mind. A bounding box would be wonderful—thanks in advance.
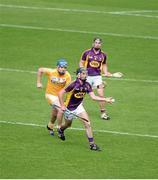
[0,67,36,74]
[0,4,158,19]
[0,120,158,139]
[0,4,115,14]
[113,10,158,13]
[1,67,158,83]
[114,13,158,19]
[0,23,158,41]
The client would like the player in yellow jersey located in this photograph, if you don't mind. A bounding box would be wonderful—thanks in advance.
[37,59,71,136]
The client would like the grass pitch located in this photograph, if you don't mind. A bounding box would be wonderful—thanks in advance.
[0,0,158,178]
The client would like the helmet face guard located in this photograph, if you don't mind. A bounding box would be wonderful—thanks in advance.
[57,59,68,75]
[57,59,68,68]
[76,67,88,81]
[76,67,87,75]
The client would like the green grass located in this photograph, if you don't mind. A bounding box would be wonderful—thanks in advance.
[1,124,158,179]
[0,0,158,178]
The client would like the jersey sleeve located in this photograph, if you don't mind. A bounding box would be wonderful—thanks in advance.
[102,52,107,64]
[81,50,88,61]
[65,81,76,92]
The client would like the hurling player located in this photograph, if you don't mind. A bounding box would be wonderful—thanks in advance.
[37,59,71,136]
[57,67,114,151]
[79,37,123,120]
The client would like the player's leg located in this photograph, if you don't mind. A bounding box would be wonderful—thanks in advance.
[56,109,63,128]
[78,111,93,139]
[47,107,57,136]
[97,85,110,120]
[45,94,62,135]
[94,76,110,120]
[57,109,73,141]
[52,97,64,129]
[60,119,72,131]
[77,105,101,151]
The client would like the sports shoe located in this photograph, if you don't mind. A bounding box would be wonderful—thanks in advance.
[57,128,65,141]
[101,112,110,120]
[47,125,54,136]
[90,144,101,151]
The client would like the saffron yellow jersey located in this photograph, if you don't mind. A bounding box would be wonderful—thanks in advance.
[44,68,71,96]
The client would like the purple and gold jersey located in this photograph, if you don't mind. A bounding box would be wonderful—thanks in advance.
[81,48,107,76]
[65,79,93,111]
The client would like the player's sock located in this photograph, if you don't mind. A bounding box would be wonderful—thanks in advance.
[47,125,54,136]
[88,137,94,143]
[57,128,65,141]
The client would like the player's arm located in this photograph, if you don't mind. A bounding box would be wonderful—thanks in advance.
[58,81,75,110]
[37,67,49,88]
[79,59,85,67]
[101,54,113,77]
[58,89,67,111]
[102,64,113,77]
[89,91,114,104]
[79,50,88,67]
[102,64,123,78]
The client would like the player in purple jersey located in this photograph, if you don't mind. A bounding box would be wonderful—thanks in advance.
[57,67,114,151]
[79,37,123,120]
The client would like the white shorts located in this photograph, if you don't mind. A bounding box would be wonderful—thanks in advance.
[45,94,60,107]
[86,75,103,89]
[64,104,85,121]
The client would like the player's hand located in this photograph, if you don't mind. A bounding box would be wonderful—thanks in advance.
[112,72,123,78]
[61,105,66,112]
[105,97,115,104]
[37,82,43,88]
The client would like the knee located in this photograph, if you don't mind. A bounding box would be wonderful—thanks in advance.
[84,121,91,129]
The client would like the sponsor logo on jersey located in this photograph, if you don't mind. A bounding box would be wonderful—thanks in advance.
[74,92,86,98]
[51,77,66,84]
[89,60,100,68]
